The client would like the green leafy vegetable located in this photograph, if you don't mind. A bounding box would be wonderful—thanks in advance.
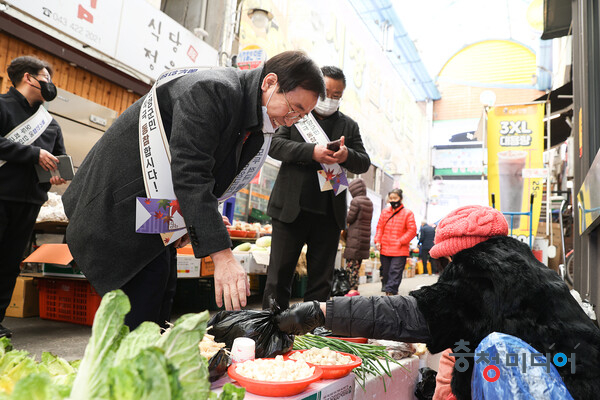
[157,312,211,400]
[114,321,162,364]
[69,289,131,400]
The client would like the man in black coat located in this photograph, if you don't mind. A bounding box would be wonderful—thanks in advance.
[63,51,325,329]
[277,205,600,400]
[418,221,436,273]
[0,56,66,338]
[262,66,371,310]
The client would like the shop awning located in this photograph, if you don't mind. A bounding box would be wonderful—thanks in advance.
[535,81,573,149]
[542,0,572,40]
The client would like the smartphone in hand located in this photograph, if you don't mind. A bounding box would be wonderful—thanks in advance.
[326,139,342,152]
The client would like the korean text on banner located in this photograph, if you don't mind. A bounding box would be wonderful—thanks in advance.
[487,103,544,242]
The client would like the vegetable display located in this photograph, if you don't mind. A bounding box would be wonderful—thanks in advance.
[293,334,409,390]
[0,290,245,400]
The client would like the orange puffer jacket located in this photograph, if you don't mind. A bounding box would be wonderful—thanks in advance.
[374,205,417,257]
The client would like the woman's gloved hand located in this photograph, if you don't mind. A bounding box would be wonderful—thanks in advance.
[275,301,325,335]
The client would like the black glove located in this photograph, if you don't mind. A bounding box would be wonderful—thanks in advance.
[275,301,325,335]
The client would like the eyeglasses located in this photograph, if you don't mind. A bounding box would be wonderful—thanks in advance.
[281,90,302,123]
[31,73,52,83]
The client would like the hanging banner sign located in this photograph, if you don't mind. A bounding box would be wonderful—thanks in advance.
[487,103,545,244]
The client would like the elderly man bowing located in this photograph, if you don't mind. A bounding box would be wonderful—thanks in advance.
[63,51,325,329]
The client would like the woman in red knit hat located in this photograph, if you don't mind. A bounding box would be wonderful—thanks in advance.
[274,204,600,400]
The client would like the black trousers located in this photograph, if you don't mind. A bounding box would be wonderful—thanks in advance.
[262,210,341,310]
[121,246,177,330]
[0,200,41,322]
[380,255,407,295]
[419,247,437,273]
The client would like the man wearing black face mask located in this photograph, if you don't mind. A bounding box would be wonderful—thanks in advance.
[0,56,66,338]
[263,66,370,310]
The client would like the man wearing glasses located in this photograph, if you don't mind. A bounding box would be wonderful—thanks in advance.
[263,66,371,310]
[0,56,66,338]
[63,51,325,329]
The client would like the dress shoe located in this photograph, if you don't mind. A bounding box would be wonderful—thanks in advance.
[0,324,12,338]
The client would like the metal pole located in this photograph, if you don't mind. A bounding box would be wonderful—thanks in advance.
[546,101,552,238]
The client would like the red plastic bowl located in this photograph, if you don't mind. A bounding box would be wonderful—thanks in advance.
[228,361,323,397]
[285,350,362,379]
[245,231,257,238]
[228,230,248,238]
[330,337,369,344]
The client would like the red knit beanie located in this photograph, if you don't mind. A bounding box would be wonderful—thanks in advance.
[429,205,509,259]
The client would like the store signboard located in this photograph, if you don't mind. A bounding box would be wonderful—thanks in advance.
[432,147,486,176]
[5,0,218,80]
[237,45,267,70]
[5,0,122,57]
[115,0,218,80]
[487,103,544,243]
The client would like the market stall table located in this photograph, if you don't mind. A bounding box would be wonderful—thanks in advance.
[211,356,419,400]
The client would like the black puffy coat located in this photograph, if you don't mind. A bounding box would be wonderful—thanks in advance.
[326,236,600,400]
[411,236,600,400]
[343,179,373,260]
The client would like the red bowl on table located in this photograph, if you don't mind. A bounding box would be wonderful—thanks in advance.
[227,361,323,397]
[329,337,369,344]
[285,350,362,379]
[245,231,257,238]
[228,230,247,238]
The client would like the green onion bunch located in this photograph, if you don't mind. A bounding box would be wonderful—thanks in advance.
[292,334,411,390]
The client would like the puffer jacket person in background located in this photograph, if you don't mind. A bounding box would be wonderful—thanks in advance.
[342,178,373,296]
[374,188,417,295]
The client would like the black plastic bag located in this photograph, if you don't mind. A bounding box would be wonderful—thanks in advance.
[331,269,351,296]
[414,367,437,400]
[208,348,231,382]
[208,304,293,359]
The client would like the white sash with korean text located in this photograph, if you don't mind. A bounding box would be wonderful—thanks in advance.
[0,106,52,168]
[136,67,271,245]
[295,113,348,195]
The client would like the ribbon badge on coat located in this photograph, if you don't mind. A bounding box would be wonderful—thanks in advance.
[295,113,348,195]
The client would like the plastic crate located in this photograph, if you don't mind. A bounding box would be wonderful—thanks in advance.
[38,278,102,326]
[173,278,224,313]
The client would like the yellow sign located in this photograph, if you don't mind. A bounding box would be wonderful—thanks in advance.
[487,103,545,243]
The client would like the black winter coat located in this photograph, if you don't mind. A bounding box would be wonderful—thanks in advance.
[411,236,600,400]
[0,87,66,205]
[326,235,600,400]
[64,67,268,294]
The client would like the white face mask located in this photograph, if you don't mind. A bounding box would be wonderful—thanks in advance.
[262,85,277,133]
[314,97,341,117]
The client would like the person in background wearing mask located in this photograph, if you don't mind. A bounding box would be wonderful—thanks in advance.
[263,66,371,310]
[374,188,417,295]
[0,56,66,338]
[63,51,325,330]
